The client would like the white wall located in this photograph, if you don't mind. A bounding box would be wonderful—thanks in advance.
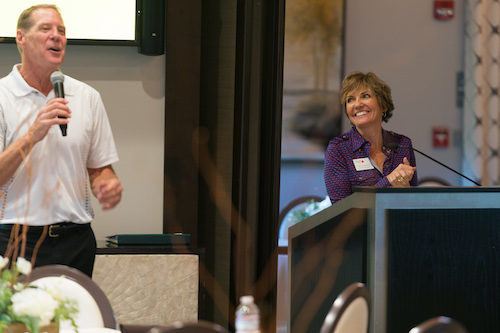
[343,0,464,186]
[0,43,165,240]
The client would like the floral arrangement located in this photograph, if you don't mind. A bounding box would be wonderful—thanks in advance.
[0,256,78,333]
[292,196,332,222]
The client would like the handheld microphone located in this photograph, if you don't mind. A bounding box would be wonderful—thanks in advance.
[388,142,481,186]
[50,71,67,136]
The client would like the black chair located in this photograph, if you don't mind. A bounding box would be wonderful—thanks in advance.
[319,282,370,333]
[409,316,469,333]
[147,321,229,333]
[21,264,116,329]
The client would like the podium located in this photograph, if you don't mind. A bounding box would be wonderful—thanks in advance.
[288,187,500,333]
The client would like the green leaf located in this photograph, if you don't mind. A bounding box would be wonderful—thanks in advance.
[14,316,40,333]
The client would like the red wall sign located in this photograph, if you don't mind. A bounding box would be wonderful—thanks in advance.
[433,126,449,147]
[434,0,454,20]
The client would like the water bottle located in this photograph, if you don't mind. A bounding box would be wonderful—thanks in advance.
[235,295,261,333]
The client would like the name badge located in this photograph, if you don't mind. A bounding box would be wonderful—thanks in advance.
[353,158,374,171]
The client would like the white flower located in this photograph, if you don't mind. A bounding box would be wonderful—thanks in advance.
[316,196,332,210]
[304,196,331,216]
[0,255,9,269]
[13,282,25,292]
[41,279,64,302]
[16,257,32,275]
[11,288,59,326]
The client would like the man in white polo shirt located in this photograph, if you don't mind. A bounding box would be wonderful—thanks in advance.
[0,4,123,276]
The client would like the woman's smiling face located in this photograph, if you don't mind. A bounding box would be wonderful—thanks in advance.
[345,87,384,130]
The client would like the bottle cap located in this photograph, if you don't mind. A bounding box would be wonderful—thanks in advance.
[240,295,254,304]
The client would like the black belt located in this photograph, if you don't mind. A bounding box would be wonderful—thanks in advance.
[0,222,90,238]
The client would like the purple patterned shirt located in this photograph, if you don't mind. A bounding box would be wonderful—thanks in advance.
[324,126,418,204]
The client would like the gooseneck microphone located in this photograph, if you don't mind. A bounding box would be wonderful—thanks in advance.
[388,142,481,186]
[50,71,67,136]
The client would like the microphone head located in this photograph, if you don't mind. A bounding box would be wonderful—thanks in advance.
[50,71,64,84]
[387,142,400,150]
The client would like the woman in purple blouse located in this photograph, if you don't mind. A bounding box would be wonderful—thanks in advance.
[324,71,418,204]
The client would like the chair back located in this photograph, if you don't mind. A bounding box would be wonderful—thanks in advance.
[24,265,116,329]
[409,316,469,333]
[120,324,158,333]
[148,320,229,333]
[320,282,370,333]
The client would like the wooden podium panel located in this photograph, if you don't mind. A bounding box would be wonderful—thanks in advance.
[288,187,500,333]
[387,208,500,332]
[288,208,367,333]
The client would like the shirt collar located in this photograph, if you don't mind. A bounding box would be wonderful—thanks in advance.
[350,126,368,152]
[7,64,34,97]
[7,64,73,98]
[382,129,397,151]
[350,126,394,152]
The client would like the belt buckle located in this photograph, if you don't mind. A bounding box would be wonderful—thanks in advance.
[48,225,60,238]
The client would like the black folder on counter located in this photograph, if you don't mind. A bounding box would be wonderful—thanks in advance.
[106,233,190,245]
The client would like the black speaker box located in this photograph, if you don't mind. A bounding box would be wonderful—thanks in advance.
[137,0,166,55]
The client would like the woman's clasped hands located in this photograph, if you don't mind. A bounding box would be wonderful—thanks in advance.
[387,157,416,187]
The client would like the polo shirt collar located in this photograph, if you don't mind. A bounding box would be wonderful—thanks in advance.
[7,65,34,97]
[7,64,73,98]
